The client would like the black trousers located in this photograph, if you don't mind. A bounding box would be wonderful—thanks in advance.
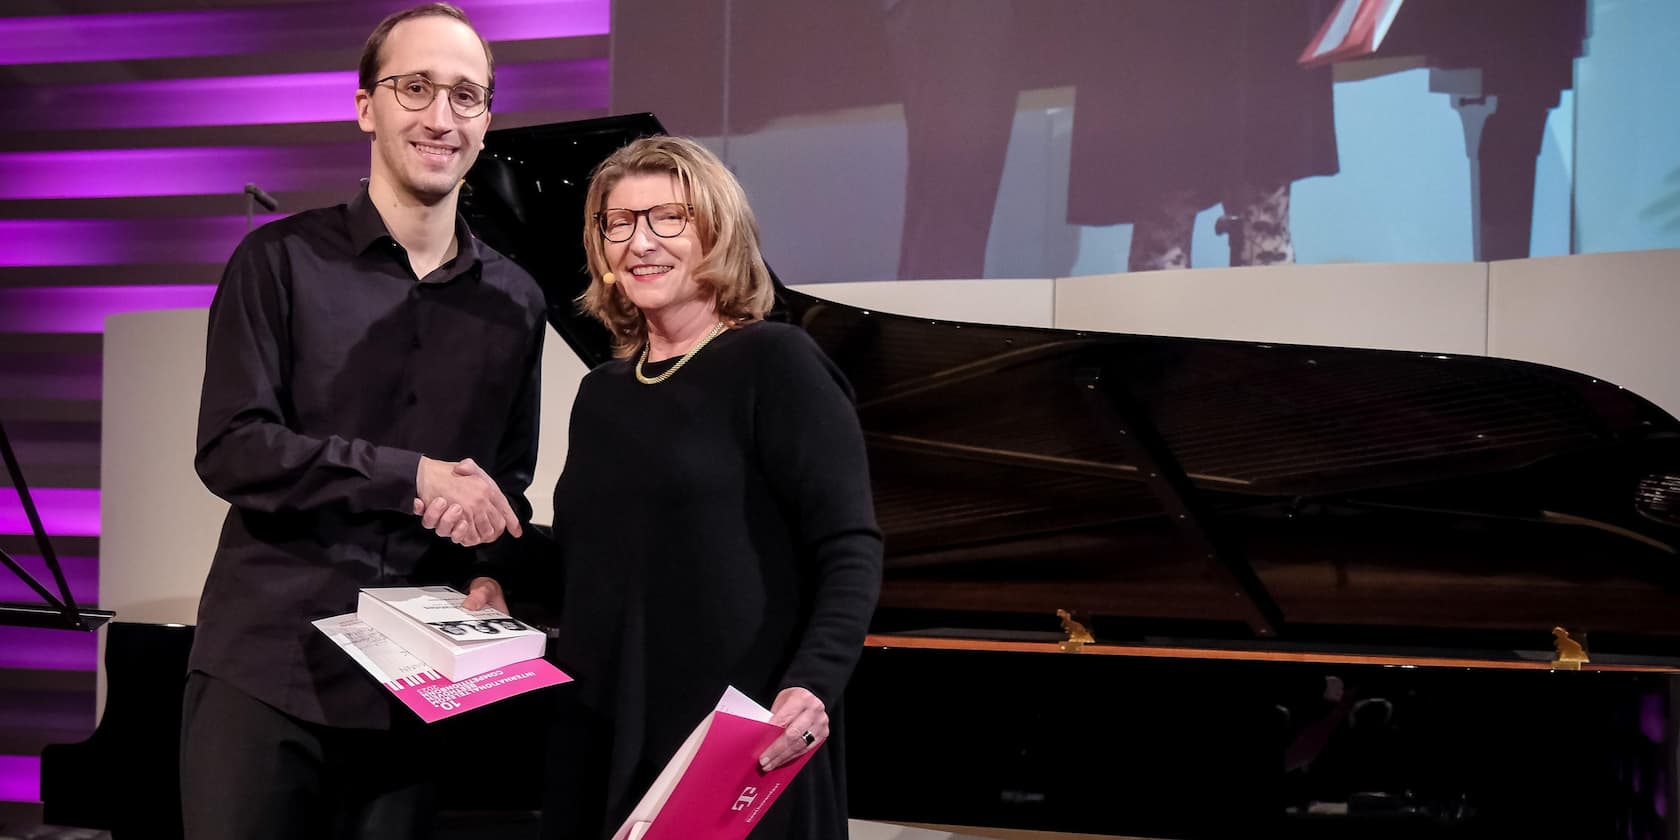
[539,695,613,840]
[179,671,435,840]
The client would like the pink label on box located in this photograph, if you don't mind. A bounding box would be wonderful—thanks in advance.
[386,658,571,723]
[314,612,572,724]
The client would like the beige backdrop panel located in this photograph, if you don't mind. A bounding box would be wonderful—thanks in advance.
[530,326,589,526]
[99,309,224,717]
[1488,249,1680,420]
[790,279,1056,328]
[100,309,221,627]
[1054,262,1490,355]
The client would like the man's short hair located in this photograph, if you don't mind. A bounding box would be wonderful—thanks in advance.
[357,2,496,93]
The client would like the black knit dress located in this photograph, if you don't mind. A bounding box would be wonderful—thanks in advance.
[540,320,883,840]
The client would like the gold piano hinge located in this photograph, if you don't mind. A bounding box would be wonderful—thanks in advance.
[1551,626,1589,670]
[1056,609,1094,653]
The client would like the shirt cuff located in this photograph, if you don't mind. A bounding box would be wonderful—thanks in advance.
[366,445,424,513]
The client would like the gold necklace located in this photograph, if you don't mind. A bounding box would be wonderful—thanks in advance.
[636,322,727,385]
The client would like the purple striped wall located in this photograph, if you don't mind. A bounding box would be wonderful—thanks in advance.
[0,756,39,803]
[0,0,609,65]
[0,218,282,267]
[0,489,101,538]
[0,556,98,605]
[12,59,607,131]
[0,145,369,200]
[0,629,99,672]
[0,286,222,331]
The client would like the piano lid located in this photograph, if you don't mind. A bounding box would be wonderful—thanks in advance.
[463,115,1680,663]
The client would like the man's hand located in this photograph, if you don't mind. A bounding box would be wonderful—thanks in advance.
[413,457,523,546]
[462,576,508,613]
[758,686,827,771]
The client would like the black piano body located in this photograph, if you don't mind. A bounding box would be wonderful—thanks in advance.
[43,114,1680,839]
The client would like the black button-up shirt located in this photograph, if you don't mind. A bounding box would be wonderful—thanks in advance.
[190,186,546,728]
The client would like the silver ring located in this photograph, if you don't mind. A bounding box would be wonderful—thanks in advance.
[800,730,815,747]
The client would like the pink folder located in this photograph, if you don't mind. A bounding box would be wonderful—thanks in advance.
[614,687,818,840]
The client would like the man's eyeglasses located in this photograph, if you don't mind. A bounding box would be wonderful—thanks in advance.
[594,203,694,243]
[374,73,492,119]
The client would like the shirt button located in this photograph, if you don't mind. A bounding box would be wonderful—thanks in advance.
[411,335,422,349]
[406,393,418,406]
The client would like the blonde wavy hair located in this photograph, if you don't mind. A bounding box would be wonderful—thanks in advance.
[579,135,775,358]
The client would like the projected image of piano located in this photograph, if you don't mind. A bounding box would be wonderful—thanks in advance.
[611,0,1591,281]
[884,0,1586,275]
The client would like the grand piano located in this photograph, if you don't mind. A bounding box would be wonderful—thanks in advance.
[41,114,1680,839]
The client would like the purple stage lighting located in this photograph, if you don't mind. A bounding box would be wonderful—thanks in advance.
[0,488,100,537]
[0,218,279,268]
[0,627,97,672]
[0,755,40,803]
[0,144,366,200]
[0,0,609,66]
[0,555,97,605]
[17,59,607,131]
[0,285,218,332]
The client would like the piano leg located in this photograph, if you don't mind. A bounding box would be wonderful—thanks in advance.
[1434,68,1560,262]
[1475,91,1552,261]
[886,0,1018,281]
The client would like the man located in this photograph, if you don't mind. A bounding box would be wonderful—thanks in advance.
[181,5,542,837]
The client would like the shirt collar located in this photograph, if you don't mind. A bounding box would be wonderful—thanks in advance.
[347,182,485,278]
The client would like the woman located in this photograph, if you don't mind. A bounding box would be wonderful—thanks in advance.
[541,135,883,839]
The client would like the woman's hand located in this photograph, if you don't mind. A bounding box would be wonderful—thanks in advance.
[759,686,827,771]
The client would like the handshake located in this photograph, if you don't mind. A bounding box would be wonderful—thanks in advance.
[412,456,524,547]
